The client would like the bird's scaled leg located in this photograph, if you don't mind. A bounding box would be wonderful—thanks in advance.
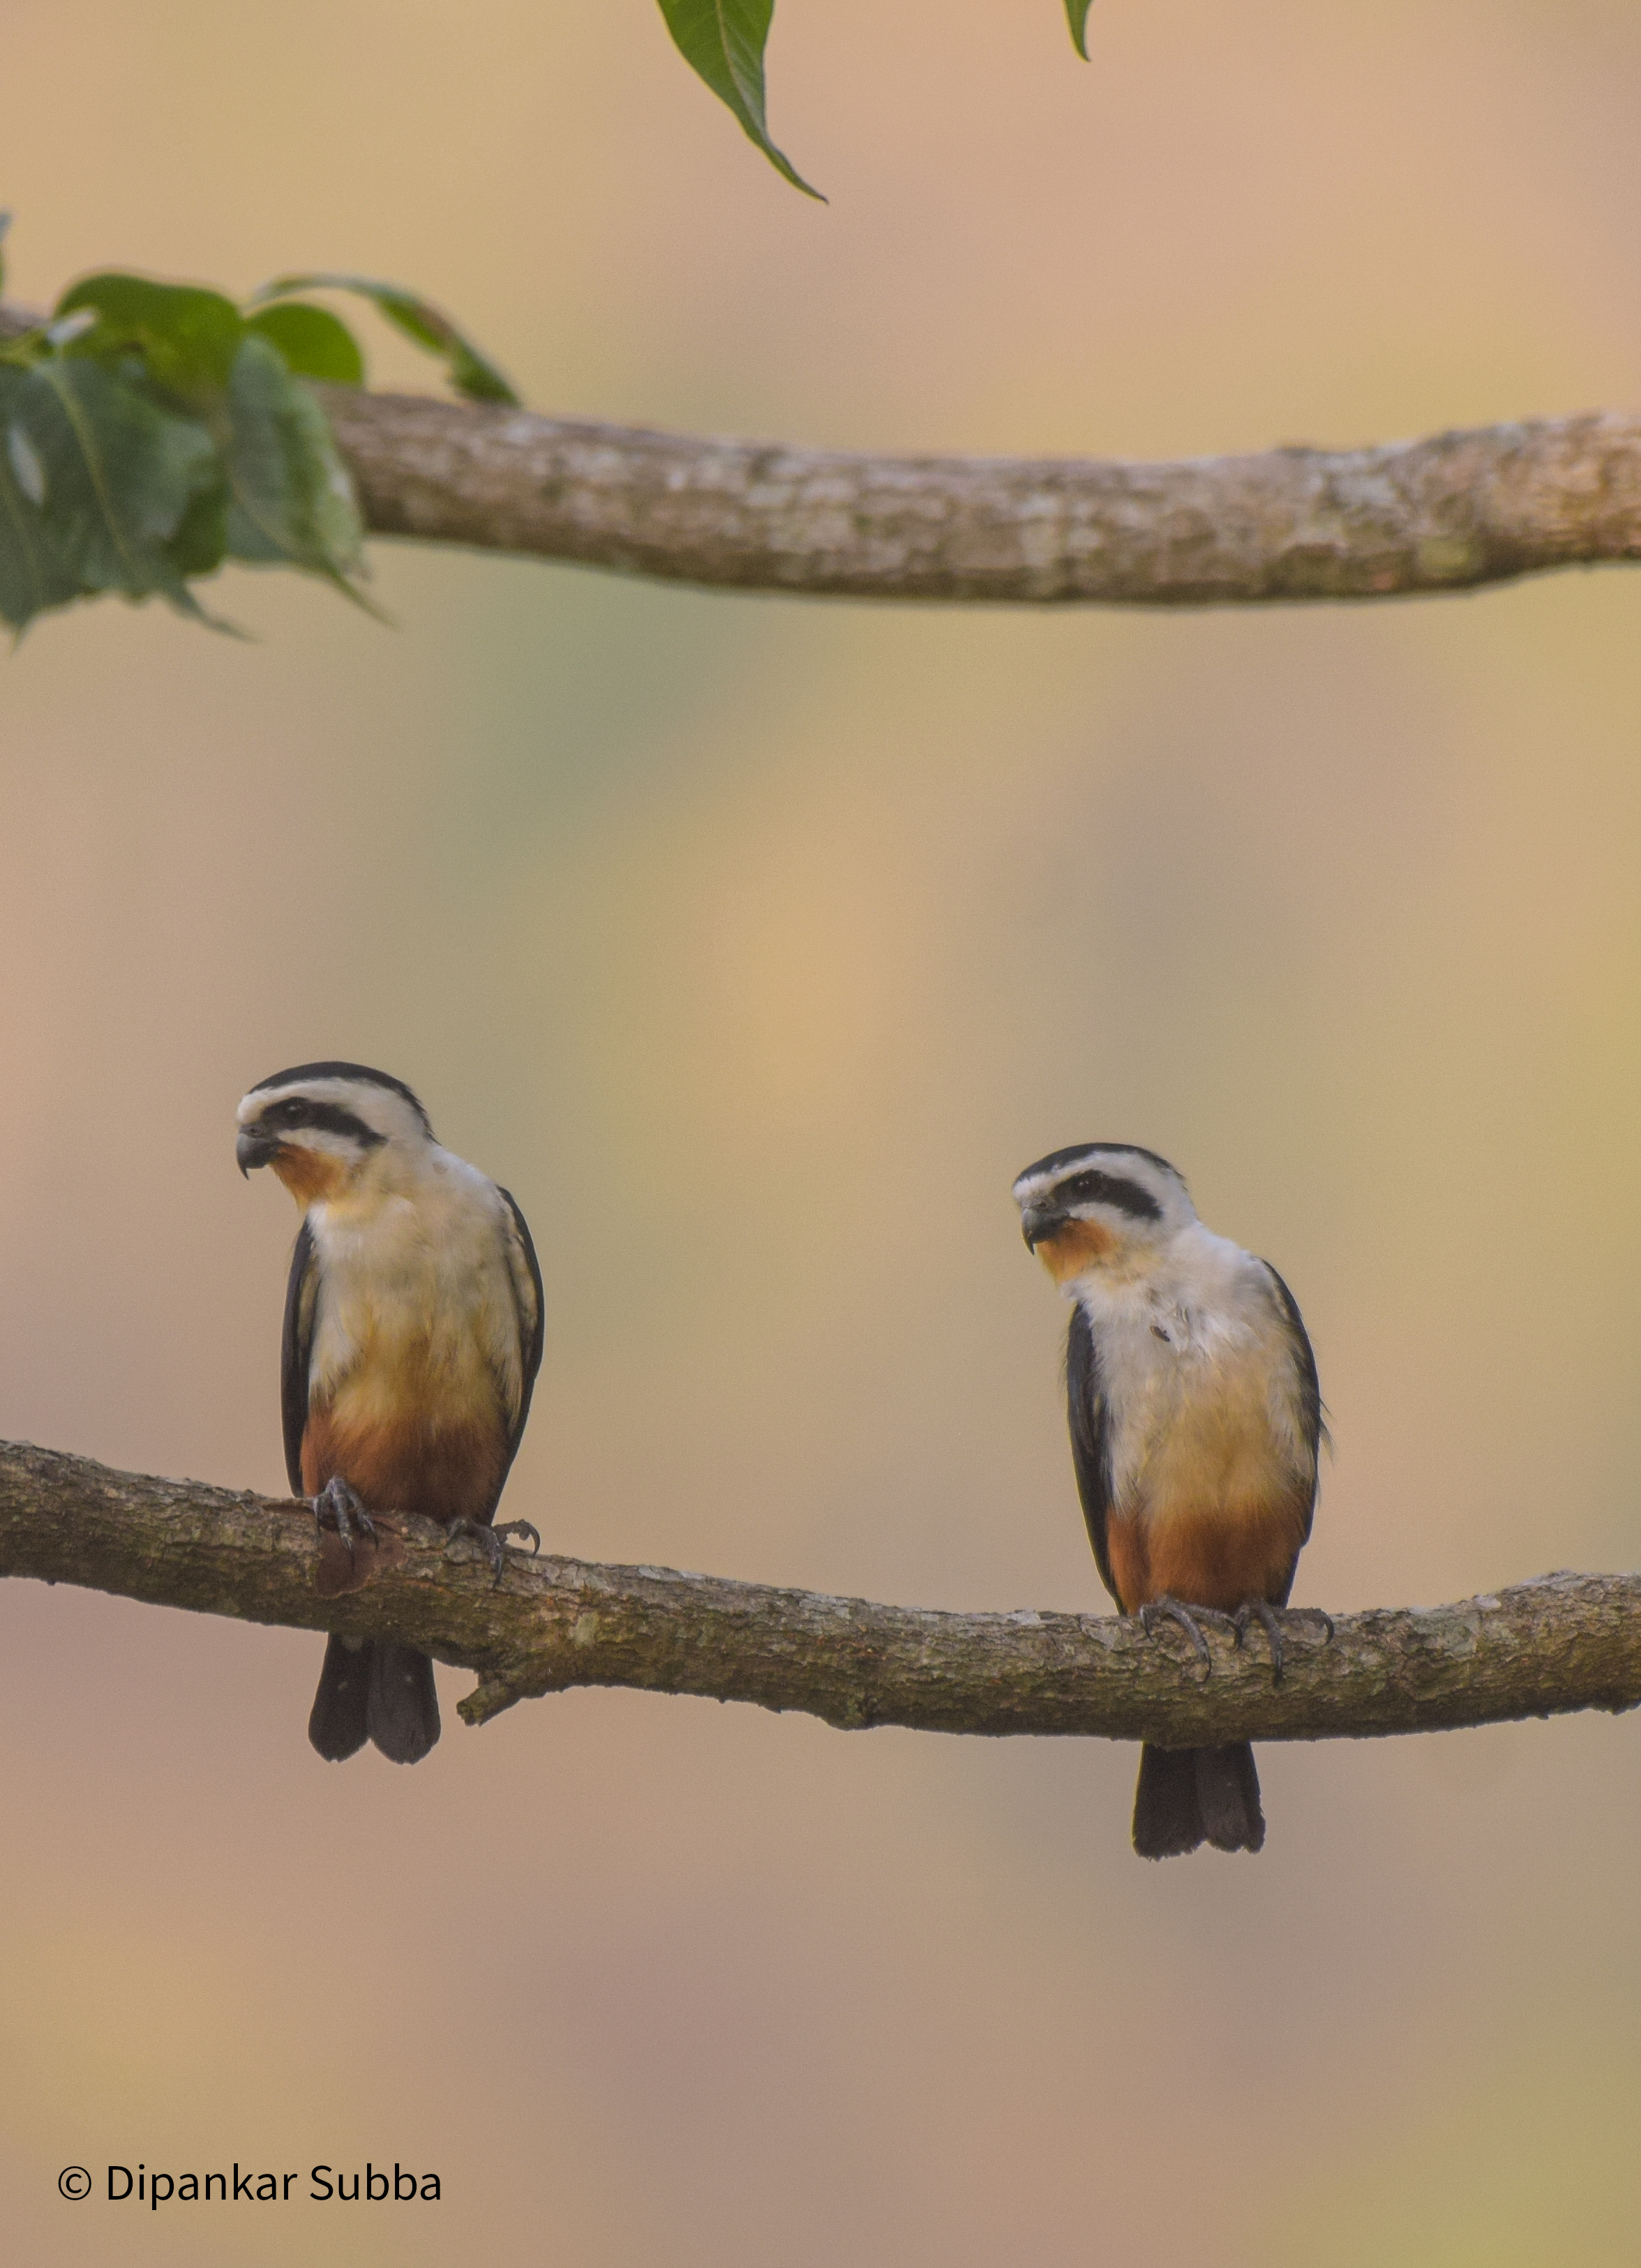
[1232,1601,1335,1686]
[444,1517,537,1588]
[313,1474,376,1559]
[444,1517,504,1583]
[1234,1599,1287,1684]
[1139,1595,1235,1671]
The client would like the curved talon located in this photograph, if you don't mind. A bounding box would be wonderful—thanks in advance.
[1139,1595,1228,1671]
[1234,1599,1287,1685]
[1231,1602,1335,1685]
[313,1474,376,1560]
[444,1516,508,1587]
[495,1519,541,1557]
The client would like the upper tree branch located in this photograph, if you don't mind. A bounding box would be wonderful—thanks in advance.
[4,304,1637,604]
[3,1438,1638,1744]
[320,388,1641,605]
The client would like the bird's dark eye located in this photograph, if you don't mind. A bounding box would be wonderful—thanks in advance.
[272,1097,311,1126]
[1058,1171,1108,1206]
[1054,1167,1163,1223]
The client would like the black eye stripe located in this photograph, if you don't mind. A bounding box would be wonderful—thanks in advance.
[259,1098,386,1149]
[1054,1170,1162,1222]
[1015,1141,1180,1188]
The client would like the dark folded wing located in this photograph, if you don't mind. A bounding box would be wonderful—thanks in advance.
[496,1186,546,1474]
[1260,1259,1326,1544]
[1065,1303,1119,1608]
[280,1217,319,1496]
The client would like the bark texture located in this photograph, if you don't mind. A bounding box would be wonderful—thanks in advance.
[3,1438,1638,1745]
[321,389,1641,605]
[5,304,1638,606]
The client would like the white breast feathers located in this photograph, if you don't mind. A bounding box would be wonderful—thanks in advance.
[306,1147,527,1431]
[1077,1224,1314,1522]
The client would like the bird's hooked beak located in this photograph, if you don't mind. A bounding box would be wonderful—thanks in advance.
[237,1124,280,1177]
[1019,1203,1065,1251]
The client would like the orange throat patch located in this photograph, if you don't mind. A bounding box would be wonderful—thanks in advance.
[269,1145,350,1207]
[1034,1218,1116,1283]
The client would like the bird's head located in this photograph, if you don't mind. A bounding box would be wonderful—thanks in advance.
[1012,1143,1195,1286]
[235,1061,435,1207]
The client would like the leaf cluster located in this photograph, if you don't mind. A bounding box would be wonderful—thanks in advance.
[0,223,518,634]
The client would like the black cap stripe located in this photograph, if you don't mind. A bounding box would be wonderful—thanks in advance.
[247,1061,433,1135]
[1014,1142,1181,1188]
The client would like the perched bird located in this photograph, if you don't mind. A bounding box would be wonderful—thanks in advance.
[237,1062,544,1763]
[1013,1144,1324,1859]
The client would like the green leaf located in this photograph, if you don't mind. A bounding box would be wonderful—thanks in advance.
[0,322,50,372]
[1064,0,1094,61]
[220,332,372,604]
[0,398,81,629]
[0,357,223,630]
[57,272,243,403]
[0,237,396,631]
[244,301,364,386]
[248,274,518,404]
[656,0,823,200]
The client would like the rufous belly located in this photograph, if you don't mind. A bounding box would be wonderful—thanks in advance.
[1105,1494,1309,1616]
[301,1400,507,1528]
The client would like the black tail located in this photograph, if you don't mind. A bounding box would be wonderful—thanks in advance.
[1132,1742,1264,1860]
[308,1636,441,1765]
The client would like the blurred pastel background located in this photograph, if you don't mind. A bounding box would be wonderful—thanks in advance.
[5,1,1641,2260]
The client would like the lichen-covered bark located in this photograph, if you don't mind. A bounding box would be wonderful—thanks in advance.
[321,388,1641,606]
[3,1438,1638,1745]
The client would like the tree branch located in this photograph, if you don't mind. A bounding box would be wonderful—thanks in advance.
[6,302,1639,606]
[3,1438,1637,1744]
[320,389,1641,607]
